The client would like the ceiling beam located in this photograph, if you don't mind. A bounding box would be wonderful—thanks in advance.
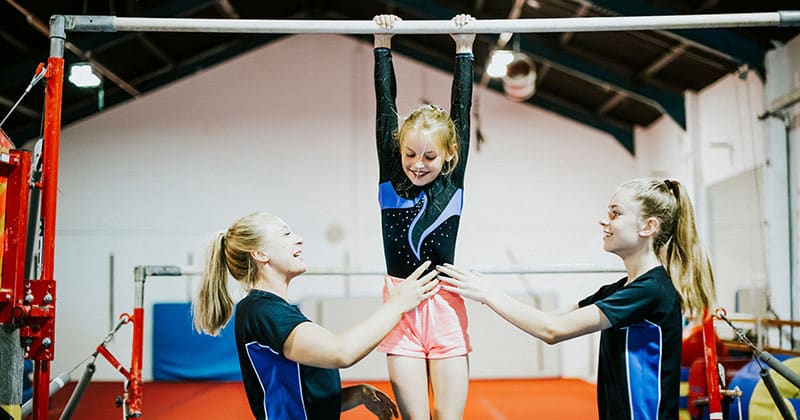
[511,34,685,127]
[0,95,41,120]
[537,62,552,84]
[531,89,634,154]
[6,42,275,142]
[595,40,690,117]
[640,43,688,77]
[0,27,36,53]
[215,0,240,19]
[129,35,268,87]
[389,40,635,154]
[380,0,681,146]
[559,3,591,46]
[557,41,687,93]
[577,0,767,78]
[61,0,224,52]
[6,0,141,97]
[137,34,174,66]
[473,0,486,14]
[2,2,295,142]
[370,18,635,151]
[125,9,317,91]
[596,91,625,116]
[696,0,720,13]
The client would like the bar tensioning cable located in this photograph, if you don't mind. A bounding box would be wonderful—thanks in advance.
[63,11,800,35]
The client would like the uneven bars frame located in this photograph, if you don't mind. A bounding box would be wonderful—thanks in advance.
[115,264,622,417]
[63,12,800,35]
[31,10,800,419]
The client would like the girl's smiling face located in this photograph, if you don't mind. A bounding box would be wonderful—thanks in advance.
[599,188,647,258]
[400,128,450,187]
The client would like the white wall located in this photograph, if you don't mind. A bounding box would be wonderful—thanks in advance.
[665,34,800,326]
[633,34,800,349]
[635,58,779,323]
[46,34,642,382]
[694,70,769,316]
[763,35,800,323]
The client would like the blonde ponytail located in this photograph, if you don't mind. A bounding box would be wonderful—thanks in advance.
[664,181,716,320]
[193,212,277,335]
[194,231,234,335]
[620,179,716,321]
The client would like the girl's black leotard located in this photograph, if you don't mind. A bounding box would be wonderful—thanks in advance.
[374,48,473,278]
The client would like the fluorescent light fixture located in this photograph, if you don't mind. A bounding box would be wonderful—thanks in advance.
[68,63,102,88]
[486,50,514,78]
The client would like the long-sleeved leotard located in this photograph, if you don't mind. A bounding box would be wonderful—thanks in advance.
[375,48,473,279]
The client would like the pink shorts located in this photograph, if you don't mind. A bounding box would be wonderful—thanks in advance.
[377,280,471,359]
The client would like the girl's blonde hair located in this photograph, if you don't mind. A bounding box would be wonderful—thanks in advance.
[193,212,276,335]
[397,104,459,175]
[620,178,716,320]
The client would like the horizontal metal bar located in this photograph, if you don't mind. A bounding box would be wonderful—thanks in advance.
[135,264,624,278]
[139,265,188,277]
[780,11,800,27]
[61,12,796,35]
[304,267,627,275]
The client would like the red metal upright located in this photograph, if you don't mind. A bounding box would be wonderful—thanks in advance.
[31,14,66,419]
[40,61,64,280]
[129,306,144,417]
[128,266,148,417]
[0,148,31,322]
[702,309,723,419]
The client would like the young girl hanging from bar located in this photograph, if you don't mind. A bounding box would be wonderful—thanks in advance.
[373,13,475,420]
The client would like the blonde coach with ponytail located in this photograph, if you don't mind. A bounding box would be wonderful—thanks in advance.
[438,178,715,420]
[194,212,439,420]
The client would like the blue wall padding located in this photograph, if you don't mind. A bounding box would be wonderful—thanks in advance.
[152,302,241,381]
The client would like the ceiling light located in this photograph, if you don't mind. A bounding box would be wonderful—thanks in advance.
[68,63,101,88]
[502,53,537,102]
[486,50,514,78]
[527,0,542,9]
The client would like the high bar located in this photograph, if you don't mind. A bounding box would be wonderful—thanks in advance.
[63,11,800,35]
[134,265,625,278]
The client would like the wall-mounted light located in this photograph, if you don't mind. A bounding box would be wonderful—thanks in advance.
[68,62,102,88]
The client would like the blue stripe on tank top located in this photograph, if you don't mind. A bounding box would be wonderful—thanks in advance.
[246,342,308,420]
[625,321,662,420]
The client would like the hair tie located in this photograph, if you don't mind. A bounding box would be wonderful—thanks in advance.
[664,179,674,192]
[429,103,444,113]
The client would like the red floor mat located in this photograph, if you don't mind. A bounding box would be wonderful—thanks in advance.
[38,378,597,419]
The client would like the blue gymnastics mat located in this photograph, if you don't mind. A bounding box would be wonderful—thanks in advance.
[152,302,241,381]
